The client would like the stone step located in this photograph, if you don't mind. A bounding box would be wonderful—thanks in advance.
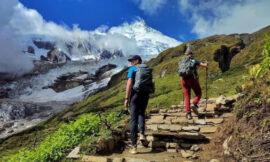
[146,117,224,128]
[200,126,218,134]
[146,131,207,140]
[82,156,108,162]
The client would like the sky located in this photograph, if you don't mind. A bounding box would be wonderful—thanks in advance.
[19,0,270,41]
[1,0,270,76]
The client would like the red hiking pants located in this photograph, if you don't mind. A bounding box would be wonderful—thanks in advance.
[181,77,202,113]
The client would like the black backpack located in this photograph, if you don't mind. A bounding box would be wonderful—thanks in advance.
[133,64,155,94]
[178,55,197,77]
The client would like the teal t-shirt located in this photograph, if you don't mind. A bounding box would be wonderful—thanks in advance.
[127,66,137,79]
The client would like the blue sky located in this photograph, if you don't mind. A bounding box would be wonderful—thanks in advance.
[19,0,196,41]
[9,0,270,42]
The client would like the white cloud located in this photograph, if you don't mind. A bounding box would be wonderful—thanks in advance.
[133,0,167,15]
[178,0,270,38]
[0,0,34,77]
[0,0,140,76]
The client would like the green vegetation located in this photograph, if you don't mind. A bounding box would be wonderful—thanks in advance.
[2,112,124,162]
[231,39,270,160]
[1,26,270,161]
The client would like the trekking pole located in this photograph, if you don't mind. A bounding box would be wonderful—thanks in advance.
[205,61,208,111]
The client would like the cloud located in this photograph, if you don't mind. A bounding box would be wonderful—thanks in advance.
[133,0,167,15]
[0,0,34,77]
[178,0,270,38]
[0,0,140,76]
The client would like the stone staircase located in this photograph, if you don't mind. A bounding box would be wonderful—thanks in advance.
[67,94,243,162]
[122,98,234,159]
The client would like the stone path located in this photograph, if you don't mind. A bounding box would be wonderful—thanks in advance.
[68,94,242,162]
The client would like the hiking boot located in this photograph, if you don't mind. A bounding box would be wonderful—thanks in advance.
[186,113,192,120]
[139,133,146,141]
[191,102,199,115]
[129,145,137,154]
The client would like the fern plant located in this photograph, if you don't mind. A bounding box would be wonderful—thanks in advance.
[256,35,270,78]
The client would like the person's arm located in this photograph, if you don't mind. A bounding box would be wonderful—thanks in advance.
[125,78,133,108]
[199,62,208,68]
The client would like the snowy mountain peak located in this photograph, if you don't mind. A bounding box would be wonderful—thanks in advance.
[108,19,181,56]
[22,19,181,62]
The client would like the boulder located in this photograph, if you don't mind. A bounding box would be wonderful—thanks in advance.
[47,48,71,64]
[94,64,117,79]
[0,88,9,99]
[27,46,35,54]
[33,40,55,50]
[216,95,227,105]
[100,50,123,60]
[190,144,200,152]
[213,43,244,73]
[67,146,80,159]
[180,150,194,158]
[0,101,51,122]
[223,135,232,156]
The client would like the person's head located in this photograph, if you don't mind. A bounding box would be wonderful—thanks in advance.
[128,55,142,66]
[185,50,193,55]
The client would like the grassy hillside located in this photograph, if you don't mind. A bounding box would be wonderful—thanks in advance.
[1,25,270,160]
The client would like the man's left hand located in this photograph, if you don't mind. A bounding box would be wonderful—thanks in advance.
[124,99,129,108]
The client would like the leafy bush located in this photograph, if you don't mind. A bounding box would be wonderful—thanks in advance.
[3,114,101,162]
[256,36,270,78]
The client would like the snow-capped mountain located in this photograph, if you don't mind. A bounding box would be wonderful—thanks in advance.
[22,20,181,62]
[109,20,180,56]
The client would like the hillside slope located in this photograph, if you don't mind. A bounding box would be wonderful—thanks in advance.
[1,25,270,160]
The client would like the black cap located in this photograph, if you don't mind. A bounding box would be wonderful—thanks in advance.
[128,55,142,62]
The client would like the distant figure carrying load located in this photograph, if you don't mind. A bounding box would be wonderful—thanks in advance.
[124,55,155,154]
[178,50,208,120]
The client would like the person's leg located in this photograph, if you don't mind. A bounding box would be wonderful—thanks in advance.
[190,78,202,104]
[181,77,191,113]
[138,93,149,135]
[129,93,139,147]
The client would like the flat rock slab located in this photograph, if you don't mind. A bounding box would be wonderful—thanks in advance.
[200,127,218,134]
[182,126,200,132]
[172,117,192,124]
[162,112,198,117]
[206,104,218,110]
[149,141,166,148]
[82,156,108,162]
[146,124,158,131]
[125,157,152,162]
[67,146,80,159]
[194,119,206,125]
[112,158,124,162]
[158,124,170,130]
[167,148,178,153]
[170,124,182,132]
[222,113,233,118]
[147,116,164,124]
[205,118,224,124]
[171,105,185,109]
[159,109,167,113]
[148,131,206,140]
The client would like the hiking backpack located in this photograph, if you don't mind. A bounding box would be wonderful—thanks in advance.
[133,64,155,93]
[178,55,197,77]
